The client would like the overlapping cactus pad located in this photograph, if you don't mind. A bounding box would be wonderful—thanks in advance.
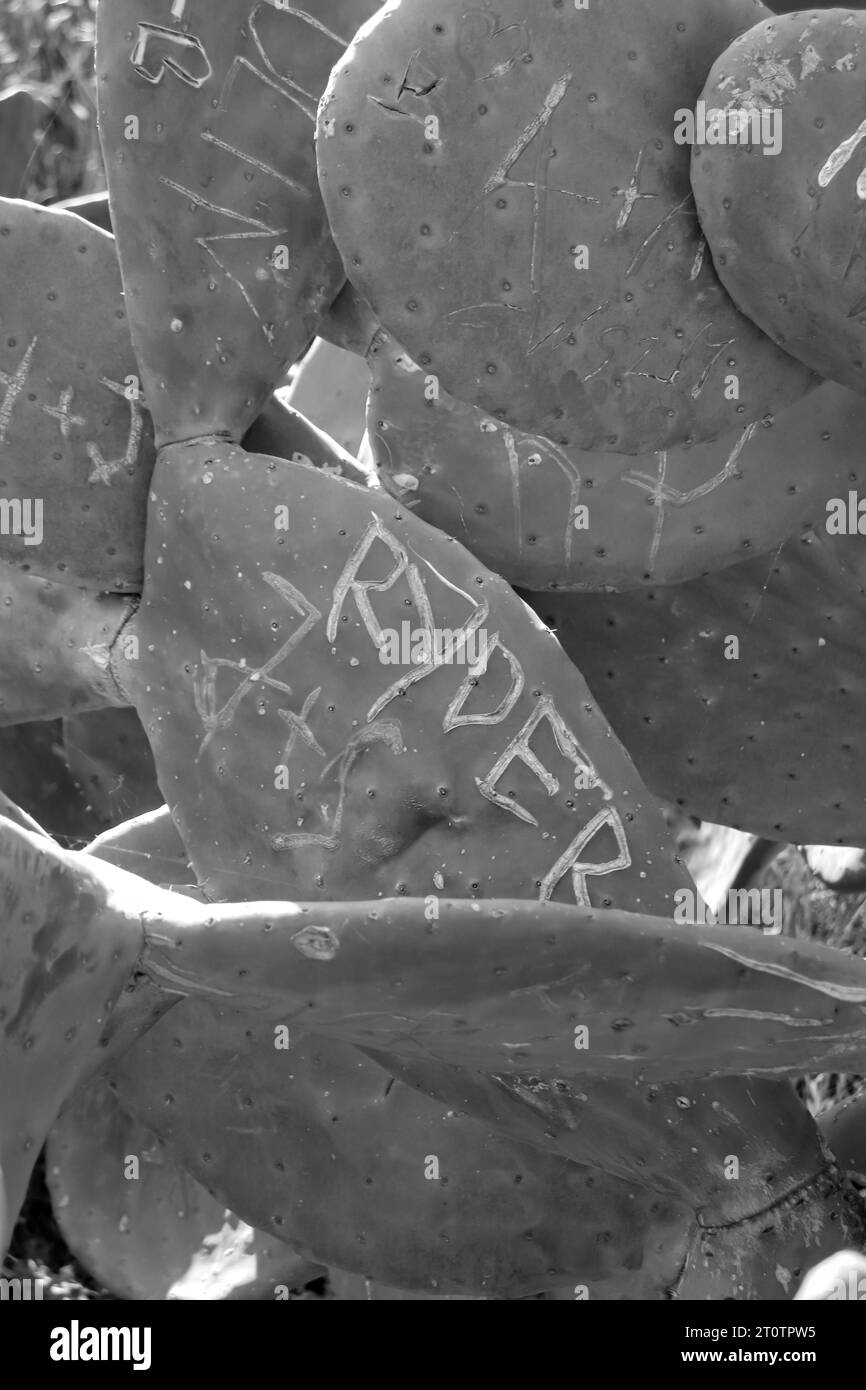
[529,526,866,843]
[369,326,866,591]
[95,0,378,446]
[4,0,866,1304]
[0,199,153,591]
[692,9,866,394]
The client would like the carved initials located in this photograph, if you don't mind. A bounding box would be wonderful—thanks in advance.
[476,695,613,827]
[131,23,212,88]
[538,807,632,907]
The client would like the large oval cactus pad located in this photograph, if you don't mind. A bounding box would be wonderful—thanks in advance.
[370,329,866,591]
[115,441,689,911]
[692,11,866,394]
[527,527,866,843]
[46,1078,324,1300]
[0,200,153,591]
[95,0,378,446]
[317,0,814,455]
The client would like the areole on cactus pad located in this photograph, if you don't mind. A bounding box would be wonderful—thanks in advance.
[368,326,866,591]
[316,0,815,455]
[95,0,378,447]
[526,525,866,844]
[691,9,866,395]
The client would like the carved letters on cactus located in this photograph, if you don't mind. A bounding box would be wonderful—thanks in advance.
[111,441,690,911]
[369,327,866,591]
[95,0,378,446]
[317,0,815,454]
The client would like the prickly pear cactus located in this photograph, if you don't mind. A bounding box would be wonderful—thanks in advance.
[316,0,815,454]
[114,437,688,912]
[692,9,866,394]
[7,0,866,1305]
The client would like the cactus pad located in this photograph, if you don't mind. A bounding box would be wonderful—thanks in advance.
[528,526,866,842]
[112,439,688,912]
[108,1024,692,1297]
[0,817,143,1255]
[317,0,814,454]
[95,0,378,446]
[136,889,866,1080]
[0,200,154,591]
[692,9,866,394]
[370,328,866,590]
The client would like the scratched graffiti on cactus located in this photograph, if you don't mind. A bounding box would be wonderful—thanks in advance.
[193,511,632,907]
[0,334,145,488]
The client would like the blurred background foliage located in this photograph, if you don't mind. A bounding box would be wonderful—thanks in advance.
[0,0,102,203]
